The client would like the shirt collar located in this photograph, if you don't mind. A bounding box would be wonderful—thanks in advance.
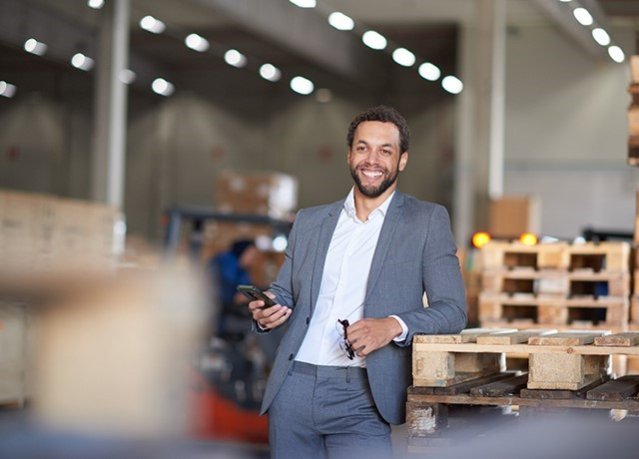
[343,187,395,221]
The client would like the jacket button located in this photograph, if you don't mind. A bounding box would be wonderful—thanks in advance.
[305,317,310,325]
[288,354,294,360]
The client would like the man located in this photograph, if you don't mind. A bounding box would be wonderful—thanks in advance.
[249,105,467,458]
[209,239,259,339]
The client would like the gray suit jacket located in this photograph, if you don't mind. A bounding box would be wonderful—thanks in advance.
[261,191,467,425]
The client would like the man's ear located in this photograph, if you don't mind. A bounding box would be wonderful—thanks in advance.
[399,152,408,171]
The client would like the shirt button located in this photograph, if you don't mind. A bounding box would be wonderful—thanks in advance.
[288,354,294,361]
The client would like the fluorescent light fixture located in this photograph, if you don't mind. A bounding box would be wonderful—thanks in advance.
[24,38,47,56]
[442,75,463,94]
[608,45,625,63]
[559,0,571,2]
[392,48,416,67]
[259,63,281,82]
[119,69,136,84]
[224,49,247,68]
[328,12,354,31]
[0,81,17,98]
[289,0,316,8]
[591,28,610,46]
[87,0,104,9]
[185,33,209,52]
[573,7,593,26]
[418,62,441,81]
[71,53,94,71]
[290,76,314,95]
[140,15,166,34]
[362,30,387,50]
[152,78,175,96]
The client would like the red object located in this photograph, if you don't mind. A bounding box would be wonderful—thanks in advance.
[189,371,269,444]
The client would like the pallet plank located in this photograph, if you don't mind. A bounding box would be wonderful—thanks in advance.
[521,375,607,399]
[586,375,639,401]
[528,332,605,346]
[594,332,639,347]
[469,373,529,397]
[477,329,556,345]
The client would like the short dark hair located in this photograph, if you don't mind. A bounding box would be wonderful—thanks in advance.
[347,105,410,154]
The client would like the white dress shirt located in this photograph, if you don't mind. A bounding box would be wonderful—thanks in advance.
[295,188,408,367]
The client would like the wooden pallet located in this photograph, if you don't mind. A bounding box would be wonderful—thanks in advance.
[413,330,639,391]
[479,293,629,328]
[481,270,629,297]
[407,372,639,438]
[480,242,630,272]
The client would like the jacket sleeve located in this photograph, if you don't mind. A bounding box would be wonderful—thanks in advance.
[394,205,467,345]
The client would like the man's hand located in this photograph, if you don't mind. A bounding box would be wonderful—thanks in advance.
[248,291,292,330]
[347,317,403,357]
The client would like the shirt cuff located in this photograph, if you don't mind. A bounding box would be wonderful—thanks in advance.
[389,315,408,343]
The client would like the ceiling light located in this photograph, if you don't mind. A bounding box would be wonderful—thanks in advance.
[24,38,47,56]
[418,62,441,81]
[573,7,593,26]
[559,0,571,2]
[0,81,17,98]
[140,15,166,34]
[87,0,104,9]
[289,0,316,8]
[362,30,387,50]
[185,33,209,52]
[392,48,416,67]
[119,69,136,84]
[290,76,314,95]
[71,53,94,71]
[152,78,174,96]
[259,63,281,82]
[442,75,463,94]
[591,28,610,46]
[224,49,247,68]
[328,12,354,31]
[608,45,625,63]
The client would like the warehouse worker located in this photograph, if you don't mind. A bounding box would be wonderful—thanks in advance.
[248,105,467,458]
[210,239,259,339]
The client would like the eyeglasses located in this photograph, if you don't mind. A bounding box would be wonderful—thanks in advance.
[337,319,355,360]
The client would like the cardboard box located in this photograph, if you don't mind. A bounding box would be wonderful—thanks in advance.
[215,171,298,218]
[489,196,540,239]
[631,55,639,84]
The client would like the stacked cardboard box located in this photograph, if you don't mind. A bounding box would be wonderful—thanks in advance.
[628,56,639,165]
[215,170,298,219]
[0,190,124,283]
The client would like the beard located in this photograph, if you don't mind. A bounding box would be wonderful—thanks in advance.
[349,163,400,198]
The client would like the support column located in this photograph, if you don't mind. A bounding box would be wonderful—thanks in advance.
[91,0,131,209]
[454,0,506,243]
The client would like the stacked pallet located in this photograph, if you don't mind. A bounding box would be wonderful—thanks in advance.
[0,189,124,284]
[628,55,639,166]
[408,329,639,442]
[479,241,630,332]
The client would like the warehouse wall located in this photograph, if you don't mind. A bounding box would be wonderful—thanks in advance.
[504,23,637,239]
[124,92,454,241]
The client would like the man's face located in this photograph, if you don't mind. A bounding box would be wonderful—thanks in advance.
[348,121,408,198]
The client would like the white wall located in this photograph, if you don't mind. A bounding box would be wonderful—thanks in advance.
[504,23,637,238]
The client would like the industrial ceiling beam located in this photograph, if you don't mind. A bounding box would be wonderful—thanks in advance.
[191,0,384,86]
[530,0,611,60]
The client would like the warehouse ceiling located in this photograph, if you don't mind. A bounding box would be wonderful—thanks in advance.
[0,0,637,102]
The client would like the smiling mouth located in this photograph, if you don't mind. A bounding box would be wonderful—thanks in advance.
[360,169,384,179]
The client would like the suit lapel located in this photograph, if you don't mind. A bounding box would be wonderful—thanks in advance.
[365,192,405,300]
[309,201,343,312]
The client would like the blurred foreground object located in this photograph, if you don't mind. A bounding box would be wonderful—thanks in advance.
[32,266,208,437]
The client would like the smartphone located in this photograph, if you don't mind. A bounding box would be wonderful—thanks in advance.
[237,285,276,308]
